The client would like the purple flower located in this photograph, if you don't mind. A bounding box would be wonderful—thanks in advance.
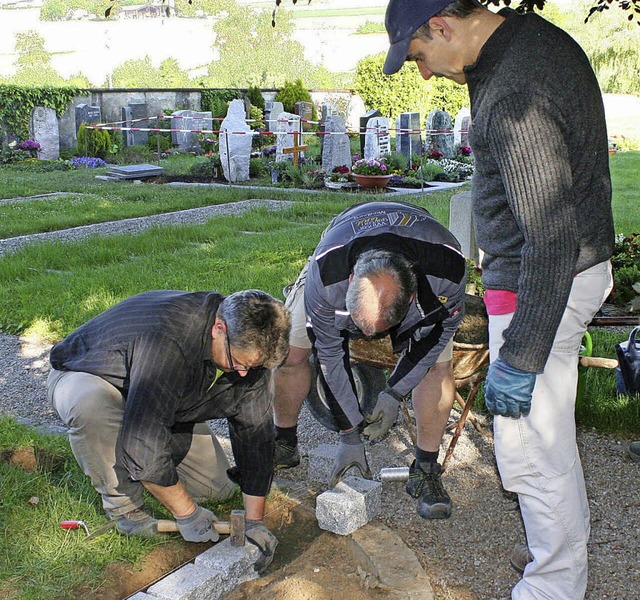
[18,139,41,151]
[71,156,107,168]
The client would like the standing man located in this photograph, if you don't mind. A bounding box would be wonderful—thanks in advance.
[274,201,466,520]
[382,0,614,598]
[48,289,290,573]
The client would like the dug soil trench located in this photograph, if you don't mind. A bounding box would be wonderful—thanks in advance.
[64,484,391,600]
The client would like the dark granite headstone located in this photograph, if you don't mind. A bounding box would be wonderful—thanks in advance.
[75,104,102,134]
[121,102,149,147]
[396,112,421,160]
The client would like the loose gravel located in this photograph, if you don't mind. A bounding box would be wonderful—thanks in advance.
[2,201,639,599]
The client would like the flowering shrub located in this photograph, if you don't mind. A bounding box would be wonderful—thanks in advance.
[352,158,389,176]
[18,139,41,152]
[326,165,353,183]
[458,145,472,156]
[429,150,444,159]
[71,156,107,168]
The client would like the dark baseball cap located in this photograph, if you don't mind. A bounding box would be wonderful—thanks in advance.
[383,0,453,75]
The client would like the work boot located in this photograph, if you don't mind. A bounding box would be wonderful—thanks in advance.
[510,543,534,575]
[629,440,640,463]
[274,438,300,469]
[109,507,158,537]
[405,460,452,520]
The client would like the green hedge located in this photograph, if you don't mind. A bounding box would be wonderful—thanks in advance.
[355,53,468,124]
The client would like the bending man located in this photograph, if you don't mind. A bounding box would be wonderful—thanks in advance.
[48,289,290,572]
[274,201,466,520]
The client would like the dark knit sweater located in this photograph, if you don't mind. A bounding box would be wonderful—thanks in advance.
[466,8,614,373]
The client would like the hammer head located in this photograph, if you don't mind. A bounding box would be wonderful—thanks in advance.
[229,509,246,546]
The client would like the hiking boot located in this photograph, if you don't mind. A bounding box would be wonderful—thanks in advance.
[629,440,640,463]
[274,438,300,469]
[510,543,534,575]
[109,507,158,537]
[405,460,452,520]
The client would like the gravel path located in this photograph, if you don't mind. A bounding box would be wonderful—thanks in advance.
[4,331,639,599]
[0,199,293,256]
[2,201,639,599]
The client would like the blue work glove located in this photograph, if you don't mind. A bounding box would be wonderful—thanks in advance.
[329,429,371,487]
[245,520,278,573]
[484,355,537,418]
[363,389,399,441]
[176,504,220,543]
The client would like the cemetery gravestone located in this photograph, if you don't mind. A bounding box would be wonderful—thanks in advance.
[449,191,478,263]
[30,106,60,160]
[294,101,314,131]
[75,104,102,134]
[321,115,352,174]
[171,109,195,149]
[319,103,339,153]
[122,102,149,147]
[359,109,381,156]
[275,112,303,163]
[396,112,421,160]
[219,99,252,183]
[265,101,284,132]
[454,107,471,148]
[426,109,455,158]
[364,117,391,161]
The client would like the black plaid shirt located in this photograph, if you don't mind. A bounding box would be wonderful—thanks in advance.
[50,290,274,497]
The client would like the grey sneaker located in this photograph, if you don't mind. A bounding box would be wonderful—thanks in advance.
[110,507,158,537]
[405,461,452,520]
[629,441,640,463]
[510,543,534,575]
[274,438,300,469]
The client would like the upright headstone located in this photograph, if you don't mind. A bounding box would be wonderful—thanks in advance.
[364,117,391,161]
[219,99,252,183]
[321,115,352,174]
[359,109,381,156]
[319,103,339,153]
[294,101,314,131]
[121,102,149,147]
[396,112,421,160]
[454,107,471,148]
[243,96,252,120]
[75,103,102,134]
[449,191,478,263]
[170,109,195,149]
[425,109,455,158]
[275,112,303,163]
[30,106,59,160]
[265,101,284,132]
[345,94,366,133]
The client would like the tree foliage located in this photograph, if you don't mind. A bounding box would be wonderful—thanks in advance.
[107,56,193,88]
[205,3,325,88]
[355,53,468,124]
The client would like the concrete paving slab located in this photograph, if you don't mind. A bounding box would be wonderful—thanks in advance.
[349,523,434,599]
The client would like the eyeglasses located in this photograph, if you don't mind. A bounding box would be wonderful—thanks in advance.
[224,331,252,373]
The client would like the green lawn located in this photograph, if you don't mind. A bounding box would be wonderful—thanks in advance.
[0,152,638,599]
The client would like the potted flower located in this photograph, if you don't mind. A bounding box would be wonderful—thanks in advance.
[351,157,391,189]
[17,139,41,158]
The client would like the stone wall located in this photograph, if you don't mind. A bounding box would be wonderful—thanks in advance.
[8,88,359,152]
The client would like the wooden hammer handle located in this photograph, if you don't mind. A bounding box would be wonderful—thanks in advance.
[156,519,231,535]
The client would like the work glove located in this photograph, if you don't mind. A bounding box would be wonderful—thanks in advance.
[329,428,371,487]
[484,355,537,418]
[363,389,399,440]
[245,520,278,573]
[175,504,220,543]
